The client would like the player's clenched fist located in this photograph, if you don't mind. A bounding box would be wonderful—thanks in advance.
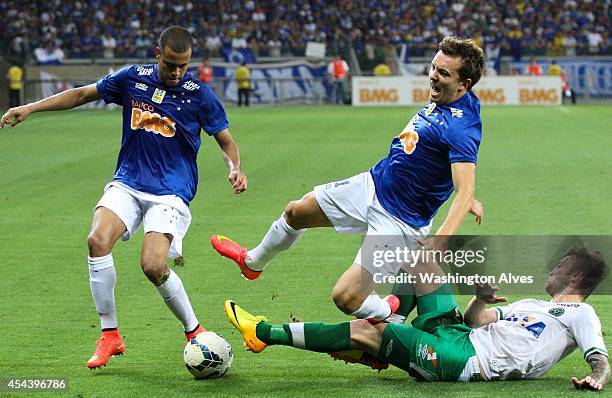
[229,169,247,194]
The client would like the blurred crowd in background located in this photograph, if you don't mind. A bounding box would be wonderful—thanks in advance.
[2,0,610,66]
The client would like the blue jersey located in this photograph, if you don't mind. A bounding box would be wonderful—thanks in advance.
[370,91,482,228]
[96,64,229,204]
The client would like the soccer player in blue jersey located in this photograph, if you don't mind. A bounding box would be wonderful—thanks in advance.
[1,26,247,369]
[211,36,485,323]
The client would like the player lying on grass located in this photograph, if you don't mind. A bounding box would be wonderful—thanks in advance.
[225,246,610,391]
[1,26,247,369]
[211,35,485,325]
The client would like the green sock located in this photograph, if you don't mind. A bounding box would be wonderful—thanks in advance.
[256,321,351,352]
[392,271,416,320]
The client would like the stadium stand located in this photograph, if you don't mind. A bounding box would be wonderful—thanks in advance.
[1,0,610,66]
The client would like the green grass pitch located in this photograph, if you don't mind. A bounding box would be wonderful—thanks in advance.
[1,105,611,397]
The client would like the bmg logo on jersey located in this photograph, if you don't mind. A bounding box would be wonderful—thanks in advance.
[130,105,176,137]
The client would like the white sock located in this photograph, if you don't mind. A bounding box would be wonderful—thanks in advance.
[351,294,391,321]
[156,269,199,332]
[247,215,305,270]
[386,314,407,324]
[88,254,118,329]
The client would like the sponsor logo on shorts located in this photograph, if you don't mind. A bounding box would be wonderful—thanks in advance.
[334,180,350,188]
[385,339,393,358]
[418,343,438,368]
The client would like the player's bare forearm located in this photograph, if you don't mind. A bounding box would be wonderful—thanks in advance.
[464,297,487,327]
[1,84,99,129]
[214,129,241,171]
[214,129,247,194]
[30,84,99,112]
[590,353,611,386]
[435,188,473,236]
[435,162,476,237]
[464,297,498,328]
[572,353,610,391]
[464,284,506,327]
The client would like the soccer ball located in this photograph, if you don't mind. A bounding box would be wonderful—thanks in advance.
[183,331,233,379]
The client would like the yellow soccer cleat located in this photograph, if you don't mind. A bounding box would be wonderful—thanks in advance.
[224,300,268,353]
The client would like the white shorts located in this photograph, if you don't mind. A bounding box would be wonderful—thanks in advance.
[95,182,192,259]
[314,172,432,277]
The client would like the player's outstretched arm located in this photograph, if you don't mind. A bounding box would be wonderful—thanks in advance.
[214,129,247,194]
[464,283,507,328]
[0,84,100,129]
[571,353,610,391]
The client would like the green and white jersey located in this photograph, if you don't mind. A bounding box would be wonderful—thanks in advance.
[469,299,608,381]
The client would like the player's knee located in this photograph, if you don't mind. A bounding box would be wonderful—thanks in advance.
[284,200,304,229]
[140,261,165,285]
[87,232,113,257]
[332,287,361,314]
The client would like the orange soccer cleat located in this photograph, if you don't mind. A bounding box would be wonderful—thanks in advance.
[210,235,262,280]
[86,330,125,369]
[367,295,401,324]
[185,324,206,341]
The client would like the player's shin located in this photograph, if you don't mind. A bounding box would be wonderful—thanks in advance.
[256,322,351,352]
[88,254,118,329]
[247,215,305,270]
[387,275,416,324]
[156,269,199,332]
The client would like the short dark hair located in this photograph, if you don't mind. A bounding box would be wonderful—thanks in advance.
[563,246,607,296]
[159,26,193,53]
[438,36,485,90]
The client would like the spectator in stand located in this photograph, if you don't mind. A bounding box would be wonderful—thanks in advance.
[267,34,282,58]
[0,0,610,61]
[198,57,214,91]
[7,62,23,107]
[327,54,349,105]
[101,30,117,59]
[373,62,391,76]
[526,57,542,76]
[235,61,251,107]
[548,60,561,76]
[199,57,213,83]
